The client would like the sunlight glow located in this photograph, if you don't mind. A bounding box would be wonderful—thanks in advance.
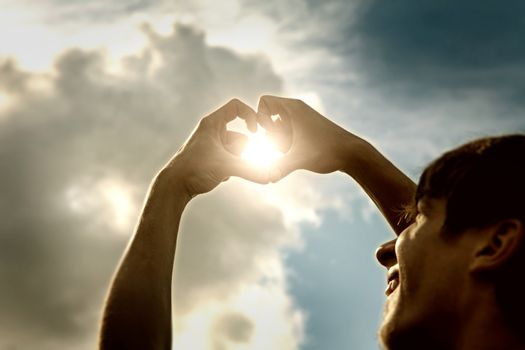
[171,269,305,350]
[241,129,283,168]
[0,92,12,113]
[102,181,135,230]
[65,177,137,232]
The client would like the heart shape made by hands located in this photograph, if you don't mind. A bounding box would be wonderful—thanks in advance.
[226,116,284,168]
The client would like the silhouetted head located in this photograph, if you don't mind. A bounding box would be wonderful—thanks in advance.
[376,134,525,350]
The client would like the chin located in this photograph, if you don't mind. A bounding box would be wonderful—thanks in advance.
[379,321,420,350]
[378,313,448,350]
[378,298,400,349]
[379,298,422,350]
[378,314,398,350]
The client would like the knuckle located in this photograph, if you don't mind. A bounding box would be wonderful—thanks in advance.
[199,115,214,128]
[228,98,240,106]
[260,94,274,102]
[225,98,241,115]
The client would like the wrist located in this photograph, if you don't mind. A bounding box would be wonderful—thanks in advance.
[153,163,193,205]
[338,134,374,175]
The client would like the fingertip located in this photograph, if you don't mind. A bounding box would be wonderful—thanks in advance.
[247,119,258,133]
[257,95,272,116]
[224,131,249,156]
[269,167,282,183]
[273,153,299,180]
[233,100,258,132]
[257,113,276,132]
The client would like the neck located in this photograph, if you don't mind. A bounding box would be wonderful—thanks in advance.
[456,290,525,350]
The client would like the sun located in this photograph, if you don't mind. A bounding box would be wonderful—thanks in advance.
[241,129,283,168]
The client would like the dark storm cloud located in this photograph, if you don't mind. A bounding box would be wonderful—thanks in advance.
[242,0,525,106]
[238,0,525,171]
[0,23,282,349]
[352,0,525,101]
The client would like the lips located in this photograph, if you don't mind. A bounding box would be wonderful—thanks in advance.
[385,268,400,296]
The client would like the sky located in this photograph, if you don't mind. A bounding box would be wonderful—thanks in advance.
[1,0,524,349]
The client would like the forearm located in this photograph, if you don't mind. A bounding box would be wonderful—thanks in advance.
[341,136,416,234]
[99,168,190,350]
[98,98,263,349]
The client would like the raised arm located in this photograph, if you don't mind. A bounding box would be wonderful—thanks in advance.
[257,95,416,234]
[99,99,268,350]
[340,138,416,233]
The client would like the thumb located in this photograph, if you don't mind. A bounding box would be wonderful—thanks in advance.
[269,151,303,182]
[224,131,249,156]
[227,157,270,184]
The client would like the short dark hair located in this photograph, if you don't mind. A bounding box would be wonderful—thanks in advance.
[415,133,525,337]
[415,134,525,233]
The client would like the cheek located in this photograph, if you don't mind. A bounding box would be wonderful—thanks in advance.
[395,227,428,296]
[395,231,414,273]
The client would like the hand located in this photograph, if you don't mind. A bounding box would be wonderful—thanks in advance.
[256,95,358,181]
[162,99,269,197]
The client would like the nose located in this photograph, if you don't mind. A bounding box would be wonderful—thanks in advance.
[375,238,397,268]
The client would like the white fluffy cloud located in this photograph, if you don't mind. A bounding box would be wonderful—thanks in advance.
[0,22,314,350]
[6,2,524,349]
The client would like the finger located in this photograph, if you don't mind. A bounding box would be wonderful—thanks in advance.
[221,98,258,133]
[256,113,277,133]
[224,131,249,156]
[257,96,292,141]
[262,113,293,153]
[275,112,291,128]
[227,157,270,184]
[257,95,282,117]
[269,151,303,182]
[267,128,293,153]
[224,130,249,144]
[259,96,297,136]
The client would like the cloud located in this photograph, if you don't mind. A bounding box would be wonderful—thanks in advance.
[5,2,524,349]
[0,22,310,350]
[15,0,166,24]
[349,0,525,103]
[241,0,525,166]
[239,0,525,113]
[214,313,254,343]
[194,6,525,348]
[171,263,305,350]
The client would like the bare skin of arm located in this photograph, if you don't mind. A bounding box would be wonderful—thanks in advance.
[99,99,268,350]
[99,95,415,349]
[340,138,416,233]
[257,95,416,234]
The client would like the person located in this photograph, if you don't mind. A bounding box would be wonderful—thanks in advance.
[99,96,525,350]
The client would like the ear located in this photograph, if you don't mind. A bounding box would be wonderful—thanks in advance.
[470,219,524,273]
